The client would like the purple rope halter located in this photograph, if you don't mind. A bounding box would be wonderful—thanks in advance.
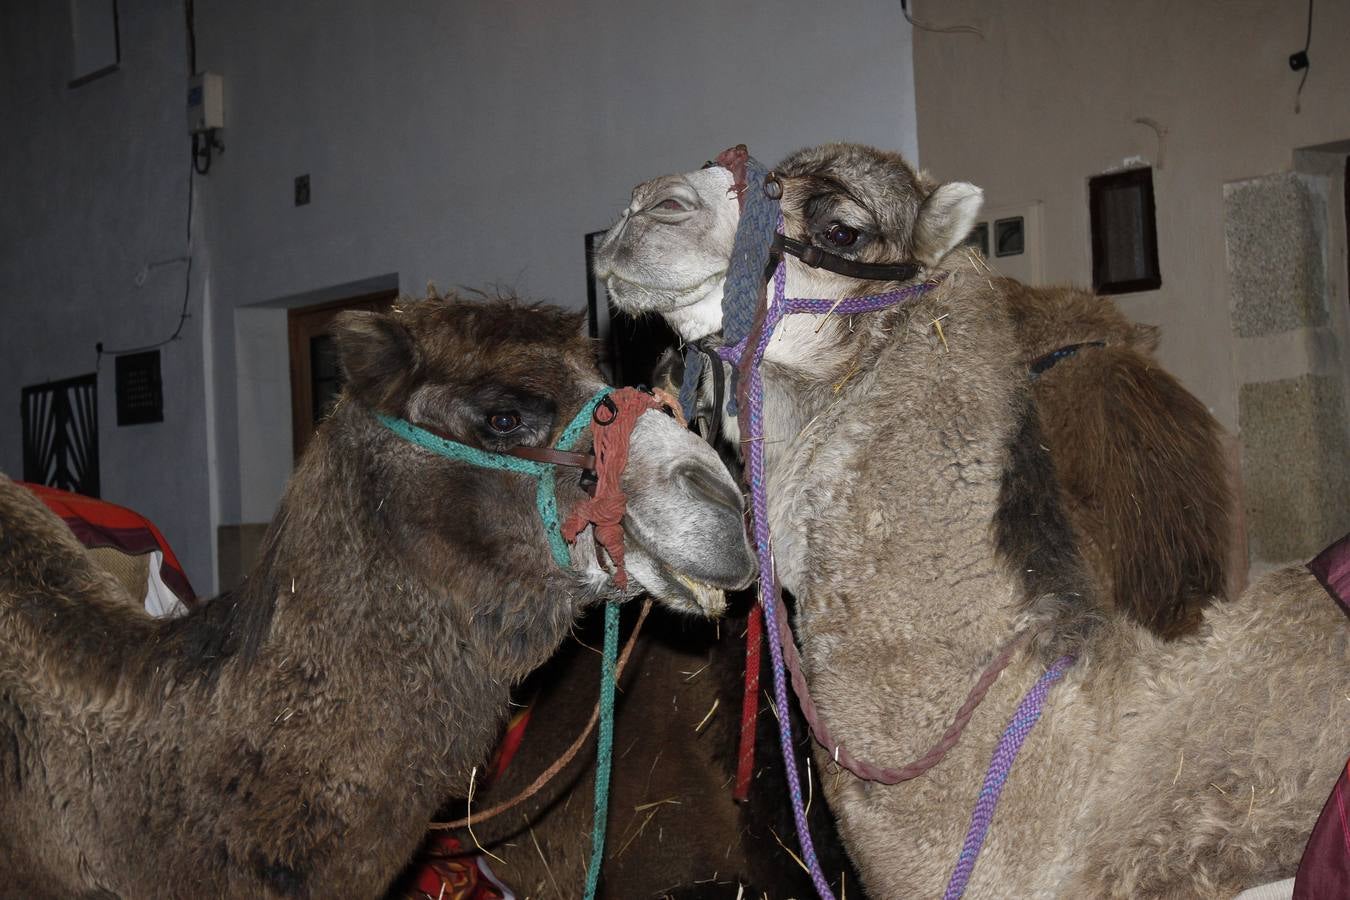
[718,257,940,899]
[721,251,1078,899]
[943,654,1076,899]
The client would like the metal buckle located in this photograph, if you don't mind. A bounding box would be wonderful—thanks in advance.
[593,394,619,427]
[763,172,783,200]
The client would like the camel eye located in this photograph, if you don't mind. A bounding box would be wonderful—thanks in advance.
[487,412,522,434]
[824,222,859,248]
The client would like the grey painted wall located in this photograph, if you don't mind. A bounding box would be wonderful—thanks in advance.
[2,1,919,592]
[1,2,215,592]
[198,0,919,562]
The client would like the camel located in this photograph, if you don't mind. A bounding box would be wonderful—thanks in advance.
[599,158,1235,640]
[475,599,857,899]
[594,142,1349,897]
[0,293,755,898]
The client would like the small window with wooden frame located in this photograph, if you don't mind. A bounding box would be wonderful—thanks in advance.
[1089,167,1162,295]
[288,290,397,461]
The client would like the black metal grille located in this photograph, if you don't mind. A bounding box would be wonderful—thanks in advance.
[21,373,100,497]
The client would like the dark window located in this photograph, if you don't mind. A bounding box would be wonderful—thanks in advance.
[114,350,163,426]
[994,217,1025,257]
[1089,167,1162,294]
[308,334,343,424]
[22,373,100,496]
[963,222,990,257]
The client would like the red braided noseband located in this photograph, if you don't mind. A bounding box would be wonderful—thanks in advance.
[561,387,684,589]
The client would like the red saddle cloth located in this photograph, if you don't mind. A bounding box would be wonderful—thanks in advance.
[1294,533,1350,899]
[20,481,196,604]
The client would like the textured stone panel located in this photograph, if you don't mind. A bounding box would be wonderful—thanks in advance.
[1240,374,1350,564]
[1225,173,1328,338]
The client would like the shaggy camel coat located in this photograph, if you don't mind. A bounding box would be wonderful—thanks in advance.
[767,255,1347,897]
[0,297,750,898]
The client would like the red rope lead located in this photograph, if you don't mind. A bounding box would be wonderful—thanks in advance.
[733,601,764,802]
[561,387,681,590]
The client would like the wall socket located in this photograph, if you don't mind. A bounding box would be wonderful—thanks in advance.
[294,174,311,206]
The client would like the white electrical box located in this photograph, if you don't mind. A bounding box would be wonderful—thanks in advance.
[187,72,224,134]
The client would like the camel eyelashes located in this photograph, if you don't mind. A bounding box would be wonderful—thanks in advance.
[486,412,523,434]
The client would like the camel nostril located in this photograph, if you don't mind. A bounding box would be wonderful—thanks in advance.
[676,462,744,518]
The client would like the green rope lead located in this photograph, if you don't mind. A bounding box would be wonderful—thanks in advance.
[584,599,620,900]
[375,388,621,896]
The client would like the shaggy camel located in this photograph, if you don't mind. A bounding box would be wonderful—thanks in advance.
[596,142,1348,897]
[598,157,1234,640]
[0,295,754,898]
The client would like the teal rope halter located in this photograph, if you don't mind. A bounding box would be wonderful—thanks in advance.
[376,386,618,899]
[376,387,610,568]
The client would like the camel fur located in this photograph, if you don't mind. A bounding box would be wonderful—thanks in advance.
[0,294,752,898]
[596,142,1348,897]
[598,150,1238,641]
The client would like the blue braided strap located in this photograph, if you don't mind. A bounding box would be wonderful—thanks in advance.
[678,346,704,422]
[942,655,1076,900]
[376,387,609,568]
[720,156,780,415]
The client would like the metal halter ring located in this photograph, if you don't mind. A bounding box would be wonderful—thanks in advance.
[763,172,783,200]
[592,393,619,427]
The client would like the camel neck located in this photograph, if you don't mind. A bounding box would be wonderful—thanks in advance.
[764,261,1051,698]
[186,413,581,802]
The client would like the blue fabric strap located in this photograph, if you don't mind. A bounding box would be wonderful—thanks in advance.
[720,156,780,415]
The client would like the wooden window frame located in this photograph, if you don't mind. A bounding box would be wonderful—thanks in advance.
[1089,167,1162,295]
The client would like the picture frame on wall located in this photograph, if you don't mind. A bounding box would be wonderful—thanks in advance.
[68,0,121,88]
[1089,167,1162,295]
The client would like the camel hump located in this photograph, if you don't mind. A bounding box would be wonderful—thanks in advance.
[1002,281,1235,638]
[0,475,107,595]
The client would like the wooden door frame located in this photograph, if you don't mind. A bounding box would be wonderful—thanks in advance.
[287,289,397,460]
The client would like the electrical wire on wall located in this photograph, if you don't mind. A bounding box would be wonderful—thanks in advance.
[95,0,200,369]
[898,0,983,38]
[1291,0,1313,113]
[95,137,196,369]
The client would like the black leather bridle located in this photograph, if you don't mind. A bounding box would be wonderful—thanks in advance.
[770,233,922,284]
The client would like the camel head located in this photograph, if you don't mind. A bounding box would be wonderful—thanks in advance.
[594,143,983,352]
[330,294,753,616]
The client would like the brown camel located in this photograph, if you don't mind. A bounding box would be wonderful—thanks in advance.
[477,598,855,899]
[595,142,1348,897]
[0,294,754,898]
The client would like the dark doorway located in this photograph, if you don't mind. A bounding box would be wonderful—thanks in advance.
[287,290,397,461]
[584,230,679,387]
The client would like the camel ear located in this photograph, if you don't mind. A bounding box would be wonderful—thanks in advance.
[912,182,984,267]
[332,310,420,413]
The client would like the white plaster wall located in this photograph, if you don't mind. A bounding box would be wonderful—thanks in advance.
[194,0,919,532]
[0,2,215,592]
[3,1,919,592]
[912,0,1350,432]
